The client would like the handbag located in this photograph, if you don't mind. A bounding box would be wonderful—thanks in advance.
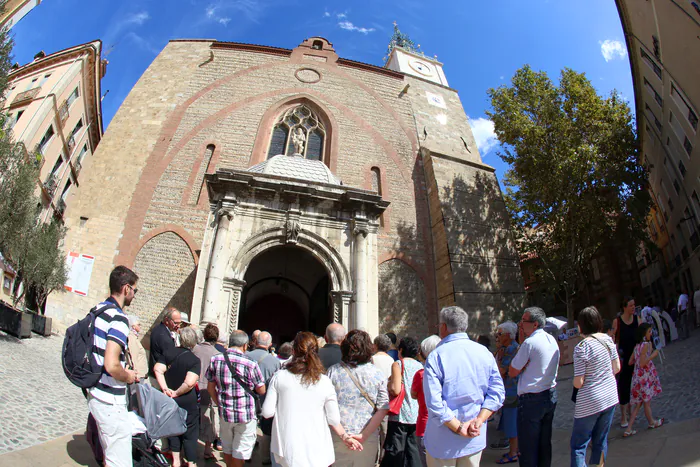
[223,350,262,416]
[388,358,405,416]
[341,363,376,412]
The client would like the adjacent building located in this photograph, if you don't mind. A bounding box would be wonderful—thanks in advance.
[615,0,700,303]
[45,33,525,341]
[3,40,106,226]
[0,0,43,30]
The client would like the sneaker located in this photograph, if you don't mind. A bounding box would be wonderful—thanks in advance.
[214,439,223,451]
[490,440,510,450]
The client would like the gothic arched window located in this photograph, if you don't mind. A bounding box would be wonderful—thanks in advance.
[267,105,326,161]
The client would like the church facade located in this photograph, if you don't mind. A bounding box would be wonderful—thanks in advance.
[46,34,525,341]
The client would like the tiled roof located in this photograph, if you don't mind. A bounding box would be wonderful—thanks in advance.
[247,154,342,185]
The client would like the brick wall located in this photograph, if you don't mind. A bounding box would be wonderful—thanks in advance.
[378,259,428,339]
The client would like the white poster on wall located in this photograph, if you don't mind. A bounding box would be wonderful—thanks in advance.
[65,252,95,296]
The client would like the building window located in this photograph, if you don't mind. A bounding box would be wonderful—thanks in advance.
[641,48,662,79]
[679,159,687,178]
[312,40,323,50]
[673,179,681,195]
[646,103,662,132]
[591,258,601,281]
[669,196,675,211]
[267,105,326,162]
[3,275,11,290]
[76,144,88,165]
[66,86,80,107]
[69,118,83,140]
[692,2,700,17]
[37,125,55,155]
[652,35,661,59]
[644,78,663,107]
[9,109,25,130]
[671,84,698,131]
[61,179,72,201]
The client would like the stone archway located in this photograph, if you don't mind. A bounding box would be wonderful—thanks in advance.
[215,225,353,334]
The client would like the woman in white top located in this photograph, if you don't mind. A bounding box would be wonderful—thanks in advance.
[261,332,362,467]
[571,306,621,467]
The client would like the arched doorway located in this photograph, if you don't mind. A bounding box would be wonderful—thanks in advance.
[239,245,331,345]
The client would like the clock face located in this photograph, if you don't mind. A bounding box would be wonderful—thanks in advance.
[409,59,432,76]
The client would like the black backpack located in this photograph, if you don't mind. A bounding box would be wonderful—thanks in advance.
[62,302,118,388]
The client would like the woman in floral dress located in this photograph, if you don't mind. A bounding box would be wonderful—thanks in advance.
[624,323,664,437]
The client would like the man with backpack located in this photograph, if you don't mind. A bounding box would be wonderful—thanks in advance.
[87,266,140,467]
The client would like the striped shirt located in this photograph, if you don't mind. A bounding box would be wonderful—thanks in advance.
[205,349,264,424]
[87,298,130,405]
[573,333,619,418]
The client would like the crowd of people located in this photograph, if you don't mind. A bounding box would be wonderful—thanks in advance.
[84,266,678,467]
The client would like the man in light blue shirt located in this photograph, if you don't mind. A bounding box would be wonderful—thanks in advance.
[423,306,505,466]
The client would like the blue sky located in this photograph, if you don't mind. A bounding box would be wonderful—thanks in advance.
[10,0,634,183]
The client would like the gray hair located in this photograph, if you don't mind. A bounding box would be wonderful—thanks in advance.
[163,307,179,321]
[498,321,518,340]
[257,331,272,347]
[229,330,249,348]
[217,330,228,345]
[420,335,441,359]
[325,323,346,344]
[524,307,547,329]
[195,329,204,344]
[439,306,469,333]
[374,334,391,352]
[179,327,198,350]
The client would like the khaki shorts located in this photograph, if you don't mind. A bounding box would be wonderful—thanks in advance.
[220,419,257,459]
[333,431,380,467]
[427,450,482,467]
[88,397,132,467]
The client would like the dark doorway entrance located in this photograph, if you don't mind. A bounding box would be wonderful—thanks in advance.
[239,246,332,345]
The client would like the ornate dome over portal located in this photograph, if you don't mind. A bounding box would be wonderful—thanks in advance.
[247,154,342,186]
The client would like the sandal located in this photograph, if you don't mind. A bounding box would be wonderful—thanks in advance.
[620,422,629,428]
[623,429,637,438]
[496,453,518,464]
[648,418,665,429]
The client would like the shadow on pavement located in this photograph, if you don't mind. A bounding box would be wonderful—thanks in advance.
[66,433,99,467]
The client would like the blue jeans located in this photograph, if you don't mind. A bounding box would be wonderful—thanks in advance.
[570,405,615,467]
[517,389,557,467]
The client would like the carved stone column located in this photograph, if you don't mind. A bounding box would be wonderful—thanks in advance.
[222,278,246,334]
[352,217,370,330]
[330,290,353,327]
[201,208,233,326]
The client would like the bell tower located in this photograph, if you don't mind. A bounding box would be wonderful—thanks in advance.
[384,22,448,87]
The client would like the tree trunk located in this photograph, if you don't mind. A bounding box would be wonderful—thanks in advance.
[566,288,574,327]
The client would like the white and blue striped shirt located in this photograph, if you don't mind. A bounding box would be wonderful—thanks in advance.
[87,297,130,405]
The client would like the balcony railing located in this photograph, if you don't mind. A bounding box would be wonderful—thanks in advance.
[55,198,66,217]
[12,87,40,106]
[58,100,69,125]
[43,174,58,197]
[691,231,700,251]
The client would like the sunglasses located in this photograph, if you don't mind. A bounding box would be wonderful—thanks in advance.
[127,284,138,294]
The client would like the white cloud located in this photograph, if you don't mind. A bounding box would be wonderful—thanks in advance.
[124,11,150,26]
[219,17,231,25]
[600,39,628,62]
[337,13,346,19]
[499,75,504,80]
[323,11,331,17]
[206,6,216,18]
[205,0,263,24]
[338,20,375,34]
[124,32,160,55]
[469,117,499,156]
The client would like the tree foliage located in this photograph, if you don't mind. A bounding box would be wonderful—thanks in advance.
[0,19,67,311]
[487,66,650,322]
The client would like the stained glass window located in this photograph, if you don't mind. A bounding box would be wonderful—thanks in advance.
[267,105,326,161]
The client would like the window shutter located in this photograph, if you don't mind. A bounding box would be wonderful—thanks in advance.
[306,129,324,161]
[268,125,288,159]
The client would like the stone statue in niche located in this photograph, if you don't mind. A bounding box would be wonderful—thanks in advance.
[291,127,306,155]
[285,220,301,244]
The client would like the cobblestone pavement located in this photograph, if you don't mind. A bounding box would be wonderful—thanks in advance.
[0,330,88,455]
[553,327,700,430]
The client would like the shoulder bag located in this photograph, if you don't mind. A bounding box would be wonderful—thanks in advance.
[223,350,262,416]
[340,363,376,412]
[387,358,405,416]
[571,334,615,404]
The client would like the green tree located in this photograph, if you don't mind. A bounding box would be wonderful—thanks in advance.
[0,17,67,311]
[487,66,650,323]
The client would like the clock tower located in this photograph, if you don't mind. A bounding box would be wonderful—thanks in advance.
[384,23,448,87]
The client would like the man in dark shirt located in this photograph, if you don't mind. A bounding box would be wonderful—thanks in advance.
[318,323,346,370]
[148,307,182,382]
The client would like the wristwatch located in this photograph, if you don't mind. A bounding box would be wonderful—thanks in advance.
[456,421,465,434]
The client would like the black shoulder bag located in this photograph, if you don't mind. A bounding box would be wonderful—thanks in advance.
[223,351,262,416]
